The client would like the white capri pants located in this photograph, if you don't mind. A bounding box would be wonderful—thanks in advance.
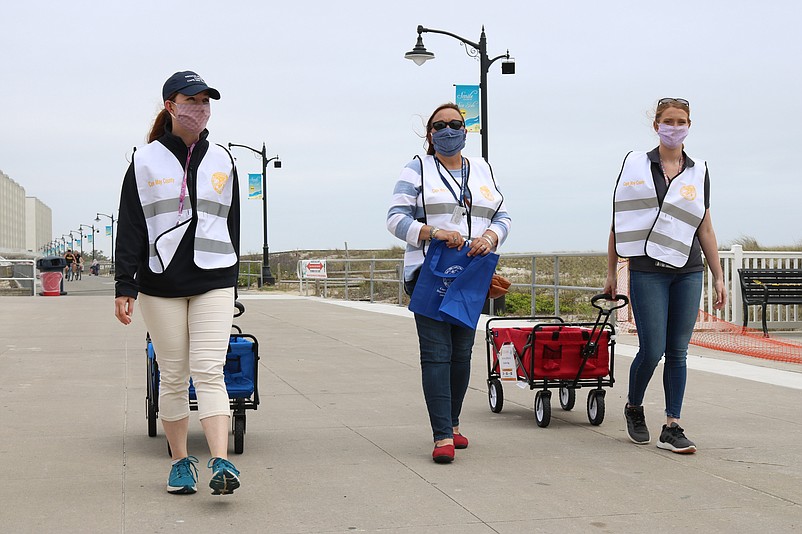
[139,287,235,422]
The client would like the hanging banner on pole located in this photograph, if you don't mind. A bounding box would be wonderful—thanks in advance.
[87,234,93,243]
[455,84,480,133]
[248,173,263,200]
[106,226,112,236]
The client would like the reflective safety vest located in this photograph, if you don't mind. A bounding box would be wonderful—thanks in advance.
[133,141,236,273]
[419,155,502,236]
[398,154,503,272]
[613,151,706,268]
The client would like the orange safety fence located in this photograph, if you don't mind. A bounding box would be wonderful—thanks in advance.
[614,260,802,364]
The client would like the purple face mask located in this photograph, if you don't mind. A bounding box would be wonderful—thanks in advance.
[657,123,689,149]
[170,102,211,136]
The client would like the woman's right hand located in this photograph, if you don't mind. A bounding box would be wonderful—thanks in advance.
[435,229,465,250]
[115,296,135,325]
[603,274,617,298]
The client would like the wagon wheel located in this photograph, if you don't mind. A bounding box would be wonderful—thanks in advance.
[233,414,246,454]
[587,390,606,426]
[534,390,551,428]
[558,383,576,411]
[488,378,504,413]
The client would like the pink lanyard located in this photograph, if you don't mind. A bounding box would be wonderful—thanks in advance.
[659,154,684,187]
[177,143,195,224]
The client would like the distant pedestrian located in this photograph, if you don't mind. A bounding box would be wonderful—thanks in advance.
[90,258,100,276]
[114,70,242,495]
[604,98,727,454]
[64,249,76,281]
[74,252,83,280]
[386,102,511,463]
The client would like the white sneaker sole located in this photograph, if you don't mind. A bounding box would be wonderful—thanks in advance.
[657,441,697,454]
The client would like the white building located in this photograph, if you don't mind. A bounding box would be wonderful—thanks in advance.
[0,168,52,256]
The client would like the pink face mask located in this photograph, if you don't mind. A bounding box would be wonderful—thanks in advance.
[657,123,689,149]
[170,102,211,136]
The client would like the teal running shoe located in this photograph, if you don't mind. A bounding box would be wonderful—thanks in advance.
[208,457,240,495]
[167,456,199,494]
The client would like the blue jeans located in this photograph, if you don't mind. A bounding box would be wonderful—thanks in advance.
[414,313,476,441]
[628,270,702,419]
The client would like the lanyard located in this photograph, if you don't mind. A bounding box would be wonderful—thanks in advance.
[434,157,468,206]
[659,154,684,187]
[177,142,195,225]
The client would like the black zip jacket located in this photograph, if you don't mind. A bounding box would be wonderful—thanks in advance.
[114,126,240,299]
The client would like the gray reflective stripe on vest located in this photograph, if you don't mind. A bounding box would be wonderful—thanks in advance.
[615,229,651,244]
[142,198,182,219]
[661,202,703,227]
[648,231,692,256]
[471,205,499,219]
[148,240,232,258]
[196,198,230,218]
[614,197,659,212]
[425,202,460,216]
[196,237,235,255]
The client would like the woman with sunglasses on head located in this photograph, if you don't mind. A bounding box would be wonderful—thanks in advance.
[114,71,242,494]
[605,98,726,454]
[387,103,512,463]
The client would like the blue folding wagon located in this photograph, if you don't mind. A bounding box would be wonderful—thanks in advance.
[145,302,260,454]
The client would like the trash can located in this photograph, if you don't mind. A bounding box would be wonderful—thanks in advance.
[36,256,68,296]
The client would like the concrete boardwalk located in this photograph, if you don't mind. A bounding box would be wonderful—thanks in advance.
[2,275,802,533]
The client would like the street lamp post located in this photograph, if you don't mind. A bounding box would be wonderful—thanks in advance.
[404,25,515,161]
[228,142,282,287]
[71,229,84,258]
[96,213,116,269]
[79,224,97,260]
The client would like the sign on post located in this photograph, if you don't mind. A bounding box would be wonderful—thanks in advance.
[298,259,327,280]
[455,84,480,133]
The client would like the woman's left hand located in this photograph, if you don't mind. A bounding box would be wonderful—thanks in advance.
[712,278,728,310]
[467,231,497,257]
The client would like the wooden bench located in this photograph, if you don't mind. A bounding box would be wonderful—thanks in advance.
[738,268,802,337]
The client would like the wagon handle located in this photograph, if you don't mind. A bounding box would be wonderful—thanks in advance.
[234,301,245,318]
[591,293,629,312]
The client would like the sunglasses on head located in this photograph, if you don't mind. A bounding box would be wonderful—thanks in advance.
[658,97,690,107]
[431,119,465,131]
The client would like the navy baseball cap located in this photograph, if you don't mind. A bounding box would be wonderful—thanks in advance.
[162,71,221,101]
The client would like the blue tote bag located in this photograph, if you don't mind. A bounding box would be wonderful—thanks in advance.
[439,249,499,329]
[409,240,499,329]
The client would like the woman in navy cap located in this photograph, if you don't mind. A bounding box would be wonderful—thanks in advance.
[114,71,242,495]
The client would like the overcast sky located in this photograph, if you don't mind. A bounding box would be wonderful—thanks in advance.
[2,1,801,256]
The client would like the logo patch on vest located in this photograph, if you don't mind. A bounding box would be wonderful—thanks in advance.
[680,185,697,201]
[480,185,494,201]
[211,172,228,194]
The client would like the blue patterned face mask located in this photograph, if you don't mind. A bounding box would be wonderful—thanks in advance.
[431,127,466,156]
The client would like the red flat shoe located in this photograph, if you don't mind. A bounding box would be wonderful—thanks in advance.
[453,433,469,449]
[432,444,455,464]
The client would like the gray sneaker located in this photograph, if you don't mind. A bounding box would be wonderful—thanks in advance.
[657,422,697,454]
[624,404,650,444]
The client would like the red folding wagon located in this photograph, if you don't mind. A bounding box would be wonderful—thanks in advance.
[485,294,628,427]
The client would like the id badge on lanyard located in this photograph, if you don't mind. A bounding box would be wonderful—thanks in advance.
[451,205,467,225]
[435,158,469,227]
